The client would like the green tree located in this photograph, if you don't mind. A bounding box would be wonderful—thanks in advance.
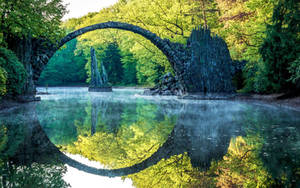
[259,0,300,93]
[62,0,220,86]
[121,50,138,85]
[288,57,300,87]
[102,42,124,85]
[215,0,277,62]
[0,0,67,45]
[0,47,26,96]
[38,39,87,86]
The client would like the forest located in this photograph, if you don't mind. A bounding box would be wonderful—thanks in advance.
[0,1,300,187]
[0,0,299,97]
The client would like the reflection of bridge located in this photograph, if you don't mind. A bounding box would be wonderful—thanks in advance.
[4,102,243,177]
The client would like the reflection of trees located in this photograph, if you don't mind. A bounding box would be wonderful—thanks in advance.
[64,101,246,186]
[66,102,176,169]
[128,153,216,188]
[1,163,69,188]
[260,125,300,187]
[246,106,300,187]
[175,102,244,169]
[1,99,299,187]
[213,136,273,187]
[36,99,87,145]
[0,105,69,188]
[213,106,300,187]
[79,98,126,136]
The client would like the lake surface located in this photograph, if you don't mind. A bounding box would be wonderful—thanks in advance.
[0,87,300,187]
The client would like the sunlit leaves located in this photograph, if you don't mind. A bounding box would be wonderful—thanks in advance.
[65,114,175,169]
[0,0,67,44]
[213,136,274,188]
[216,0,277,61]
[62,0,220,86]
[128,153,215,188]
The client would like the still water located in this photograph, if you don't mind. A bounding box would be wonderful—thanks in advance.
[0,87,300,188]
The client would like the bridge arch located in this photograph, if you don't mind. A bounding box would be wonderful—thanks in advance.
[58,21,183,78]
[31,21,187,94]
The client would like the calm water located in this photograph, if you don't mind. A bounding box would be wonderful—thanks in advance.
[0,87,300,188]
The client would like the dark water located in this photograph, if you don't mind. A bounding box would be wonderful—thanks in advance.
[0,87,300,188]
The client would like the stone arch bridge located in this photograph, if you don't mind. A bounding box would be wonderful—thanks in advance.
[14,21,243,95]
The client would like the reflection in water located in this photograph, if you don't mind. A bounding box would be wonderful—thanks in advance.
[0,105,69,187]
[0,87,300,187]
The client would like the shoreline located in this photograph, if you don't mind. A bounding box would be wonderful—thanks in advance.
[1,88,299,113]
[36,86,150,89]
[180,93,300,112]
[234,95,300,112]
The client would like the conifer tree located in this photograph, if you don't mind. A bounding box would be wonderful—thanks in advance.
[260,0,300,92]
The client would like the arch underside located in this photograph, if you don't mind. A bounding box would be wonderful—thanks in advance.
[31,21,187,93]
[59,21,184,78]
[33,21,237,94]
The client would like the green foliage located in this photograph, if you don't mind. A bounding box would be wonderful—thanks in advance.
[238,0,300,93]
[0,0,67,45]
[62,0,220,86]
[101,42,124,85]
[0,66,7,96]
[0,123,70,188]
[216,0,277,62]
[121,50,138,85]
[0,47,26,96]
[213,136,275,187]
[259,0,300,93]
[288,57,300,85]
[1,163,70,188]
[37,99,87,145]
[64,102,175,168]
[243,60,273,93]
[38,39,87,86]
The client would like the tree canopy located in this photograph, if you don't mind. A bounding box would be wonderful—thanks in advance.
[0,0,67,45]
[1,0,299,93]
[55,0,299,91]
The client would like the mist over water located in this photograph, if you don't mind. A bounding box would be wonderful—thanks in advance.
[1,87,299,187]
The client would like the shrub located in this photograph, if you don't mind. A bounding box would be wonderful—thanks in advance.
[288,57,300,87]
[0,66,7,96]
[0,47,27,96]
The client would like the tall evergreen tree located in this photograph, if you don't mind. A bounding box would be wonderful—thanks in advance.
[102,43,124,85]
[259,0,300,92]
[38,39,87,86]
[121,51,138,85]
